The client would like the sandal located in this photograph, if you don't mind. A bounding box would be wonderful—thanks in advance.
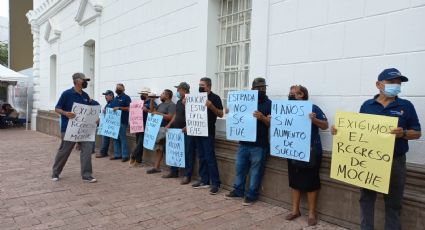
[285,212,301,221]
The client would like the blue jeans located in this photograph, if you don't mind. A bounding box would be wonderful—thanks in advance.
[233,144,267,200]
[171,134,196,178]
[360,155,406,230]
[100,135,111,155]
[196,136,220,187]
[113,123,129,158]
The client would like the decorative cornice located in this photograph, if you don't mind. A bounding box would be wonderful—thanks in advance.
[75,0,104,26]
[26,0,74,26]
[44,19,62,43]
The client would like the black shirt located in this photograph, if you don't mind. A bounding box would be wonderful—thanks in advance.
[207,91,223,136]
[171,99,186,129]
[240,95,272,148]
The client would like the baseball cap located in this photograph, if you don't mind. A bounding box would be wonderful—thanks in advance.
[174,82,190,91]
[102,90,114,96]
[378,68,408,82]
[72,72,90,81]
[252,77,267,88]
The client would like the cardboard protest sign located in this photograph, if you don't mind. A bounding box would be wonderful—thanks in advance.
[185,93,208,136]
[330,111,398,194]
[226,90,258,142]
[98,107,121,139]
[143,113,163,150]
[64,103,101,142]
[270,100,313,162]
[165,128,185,168]
[129,100,144,133]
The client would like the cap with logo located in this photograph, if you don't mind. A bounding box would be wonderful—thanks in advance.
[378,68,408,82]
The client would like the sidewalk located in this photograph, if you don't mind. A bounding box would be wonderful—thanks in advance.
[0,128,346,230]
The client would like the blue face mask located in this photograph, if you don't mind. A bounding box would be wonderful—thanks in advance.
[176,91,181,99]
[383,84,401,97]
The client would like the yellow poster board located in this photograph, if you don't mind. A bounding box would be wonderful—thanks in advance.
[330,111,398,194]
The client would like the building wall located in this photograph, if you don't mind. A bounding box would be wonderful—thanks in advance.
[256,0,425,164]
[9,0,33,71]
[29,0,425,163]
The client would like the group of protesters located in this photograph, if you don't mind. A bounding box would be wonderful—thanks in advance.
[50,68,421,229]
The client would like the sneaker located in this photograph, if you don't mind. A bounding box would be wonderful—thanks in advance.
[192,181,210,189]
[180,176,191,185]
[146,168,161,174]
[110,156,122,160]
[121,158,129,162]
[242,197,255,206]
[209,185,220,195]
[51,175,59,181]
[162,172,179,178]
[224,190,243,199]
[82,176,97,183]
[95,154,107,158]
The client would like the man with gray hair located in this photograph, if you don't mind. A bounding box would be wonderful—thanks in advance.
[51,72,97,183]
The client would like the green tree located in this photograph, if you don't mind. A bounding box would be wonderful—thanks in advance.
[0,41,8,66]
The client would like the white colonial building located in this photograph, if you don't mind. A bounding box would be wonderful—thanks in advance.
[27,0,425,163]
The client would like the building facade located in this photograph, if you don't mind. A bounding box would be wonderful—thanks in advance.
[26,1,425,228]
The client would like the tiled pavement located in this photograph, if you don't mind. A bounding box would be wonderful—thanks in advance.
[0,128,347,230]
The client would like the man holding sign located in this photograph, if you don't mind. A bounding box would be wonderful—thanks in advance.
[331,68,421,230]
[163,82,196,184]
[191,77,223,195]
[51,73,98,183]
[108,83,131,162]
[224,78,271,205]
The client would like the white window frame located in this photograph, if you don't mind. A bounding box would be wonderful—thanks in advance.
[216,0,252,106]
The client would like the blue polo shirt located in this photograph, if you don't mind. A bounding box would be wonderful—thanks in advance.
[55,87,91,133]
[360,95,421,157]
[108,93,131,125]
[311,104,327,152]
[240,95,272,148]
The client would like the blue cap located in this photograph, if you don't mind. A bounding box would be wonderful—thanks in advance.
[378,68,408,82]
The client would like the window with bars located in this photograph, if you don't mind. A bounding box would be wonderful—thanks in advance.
[216,0,252,106]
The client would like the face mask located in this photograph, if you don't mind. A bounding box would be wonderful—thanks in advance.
[176,92,181,99]
[383,84,401,97]
[115,89,123,95]
[82,81,88,89]
[258,91,266,100]
[288,94,296,100]
[199,87,206,93]
[140,95,147,100]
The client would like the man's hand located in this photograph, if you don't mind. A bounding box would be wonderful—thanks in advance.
[253,111,265,120]
[64,112,76,119]
[391,127,404,138]
[205,100,212,108]
[113,107,120,111]
[331,125,337,135]
[309,112,316,120]
[182,127,187,133]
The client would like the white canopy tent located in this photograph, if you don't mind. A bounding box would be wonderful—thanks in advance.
[0,64,30,130]
[0,64,29,82]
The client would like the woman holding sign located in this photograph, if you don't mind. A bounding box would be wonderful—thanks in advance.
[285,85,328,226]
